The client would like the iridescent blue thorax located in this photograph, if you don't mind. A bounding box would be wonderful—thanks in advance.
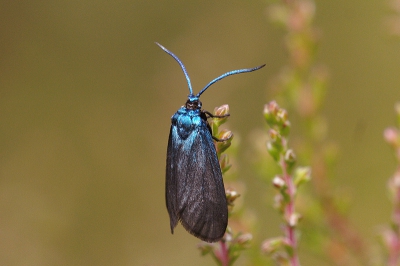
[172,96,207,140]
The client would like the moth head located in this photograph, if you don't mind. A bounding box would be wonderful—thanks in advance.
[185,95,202,110]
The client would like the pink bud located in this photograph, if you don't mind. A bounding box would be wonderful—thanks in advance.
[214,104,230,117]
[384,127,399,146]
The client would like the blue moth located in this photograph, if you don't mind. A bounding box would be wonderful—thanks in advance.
[157,42,265,242]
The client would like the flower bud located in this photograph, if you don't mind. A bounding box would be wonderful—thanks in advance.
[273,194,285,212]
[294,166,311,187]
[267,141,280,162]
[284,150,296,161]
[287,213,301,227]
[218,129,233,141]
[272,176,286,189]
[384,127,399,147]
[269,128,279,141]
[236,233,252,245]
[216,130,233,154]
[394,173,400,188]
[213,105,230,126]
[280,120,291,137]
[395,102,400,125]
[214,104,230,117]
[388,172,400,199]
[197,242,213,255]
[264,101,280,126]
[284,149,296,173]
[261,237,285,254]
[226,189,240,205]
[277,109,288,125]
[268,129,283,153]
[219,154,231,174]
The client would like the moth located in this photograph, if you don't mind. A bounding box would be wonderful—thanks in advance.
[157,42,265,242]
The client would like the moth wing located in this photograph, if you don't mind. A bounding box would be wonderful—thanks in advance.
[166,125,179,233]
[176,123,228,242]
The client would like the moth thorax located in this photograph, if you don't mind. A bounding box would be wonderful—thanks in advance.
[185,99,202,110]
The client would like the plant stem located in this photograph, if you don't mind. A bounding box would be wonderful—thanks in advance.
[217,241,229,266]
[281,158,300,266]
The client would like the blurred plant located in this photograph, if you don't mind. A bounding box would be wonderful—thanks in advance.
[386,0,400,36]
[381,103,400,266]
[263,0,368,264]
[198,105,252,266]
[261,101,310,266]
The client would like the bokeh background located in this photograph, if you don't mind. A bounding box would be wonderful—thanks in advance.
[1,0,400,265]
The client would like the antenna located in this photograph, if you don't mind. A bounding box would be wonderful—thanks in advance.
[156,42,193,95]
[197,64,266,97]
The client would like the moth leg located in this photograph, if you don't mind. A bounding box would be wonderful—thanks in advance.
[201,110,232,142]
[212,133,233,142]
[203,111,230,119]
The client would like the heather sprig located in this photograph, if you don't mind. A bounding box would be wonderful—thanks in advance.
[265,0,368,264]
[261,101,310,266]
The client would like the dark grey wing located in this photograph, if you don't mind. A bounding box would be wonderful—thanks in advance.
[175,123,228,242]
[166,125,178,233]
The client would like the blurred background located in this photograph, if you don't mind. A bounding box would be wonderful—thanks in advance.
[1,0,400,265]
